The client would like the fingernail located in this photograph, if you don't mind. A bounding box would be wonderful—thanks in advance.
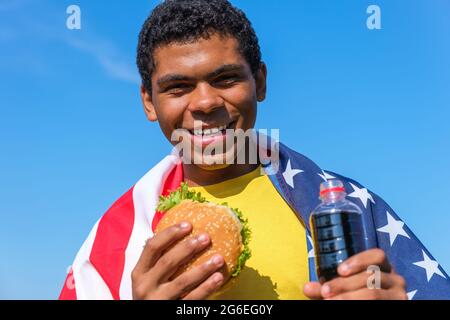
[339,263,350,274]
[212,273,223,284]
[212,255,223,266]
[180,222,190,229]
[322,284,331,297]
[197,234,209,244]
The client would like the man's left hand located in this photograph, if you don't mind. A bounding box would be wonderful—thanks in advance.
[303,248,408,300]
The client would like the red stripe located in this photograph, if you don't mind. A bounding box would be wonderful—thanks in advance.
[152,163,184,232]
[58,269,77,300]
[61,162,183,300]
[89,188,136,300]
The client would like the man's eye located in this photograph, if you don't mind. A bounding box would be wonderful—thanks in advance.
[214,76,239,86]
[165,84,192,94]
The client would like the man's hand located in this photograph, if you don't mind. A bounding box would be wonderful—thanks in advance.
[303,248,407,300]
[131,221,225,300]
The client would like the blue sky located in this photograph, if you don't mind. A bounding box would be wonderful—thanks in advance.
[1,0,449,299]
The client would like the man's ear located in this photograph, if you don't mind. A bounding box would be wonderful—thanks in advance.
[140,85,158,122]
[255,62,267,102]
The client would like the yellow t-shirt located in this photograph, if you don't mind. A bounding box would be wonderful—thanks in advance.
[190,166,309,300]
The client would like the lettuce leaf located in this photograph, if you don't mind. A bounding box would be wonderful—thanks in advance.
[156,182,206,212]
[229,207,251,277]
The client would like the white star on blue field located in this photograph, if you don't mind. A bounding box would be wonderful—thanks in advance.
[1,0,450,299]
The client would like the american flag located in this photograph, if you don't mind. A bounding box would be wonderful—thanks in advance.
[273,143,450,300]
[59,142,450,300]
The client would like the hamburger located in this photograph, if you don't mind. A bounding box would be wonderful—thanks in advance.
[155,183,251,286]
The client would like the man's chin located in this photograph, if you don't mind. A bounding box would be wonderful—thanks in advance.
[186,151,235,171]
[196,162,231,171]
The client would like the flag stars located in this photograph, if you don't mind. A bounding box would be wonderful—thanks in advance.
[347,182,375,208]
[407,290,418,300]
[413,250,446,282]
[318,170,335,182]
[377,211,410,246]
[282,159,303,188]
[307,235,315,258]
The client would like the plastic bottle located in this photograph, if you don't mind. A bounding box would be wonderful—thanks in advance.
[310,179,367,283]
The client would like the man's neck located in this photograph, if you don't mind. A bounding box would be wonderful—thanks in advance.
[183,162,260,187]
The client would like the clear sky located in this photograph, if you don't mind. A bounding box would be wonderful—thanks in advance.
[1,0,449,299]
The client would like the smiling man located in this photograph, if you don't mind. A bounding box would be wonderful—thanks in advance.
[59,0,450,300]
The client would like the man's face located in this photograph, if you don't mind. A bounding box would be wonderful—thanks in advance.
[141,33,266,170]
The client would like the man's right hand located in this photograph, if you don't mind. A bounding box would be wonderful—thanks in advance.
[131,221,225,300]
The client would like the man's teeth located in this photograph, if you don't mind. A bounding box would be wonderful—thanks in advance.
[193,125,228,136]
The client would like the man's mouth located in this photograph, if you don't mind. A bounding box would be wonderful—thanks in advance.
[186,121,236,137]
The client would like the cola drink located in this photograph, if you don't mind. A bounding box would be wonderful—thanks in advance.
[310,180,367,283]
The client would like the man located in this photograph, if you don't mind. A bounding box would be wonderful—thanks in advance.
[59,0,450,300]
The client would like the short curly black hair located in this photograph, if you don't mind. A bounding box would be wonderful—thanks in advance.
[136,0,262,93]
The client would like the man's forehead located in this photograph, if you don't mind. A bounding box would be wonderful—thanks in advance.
[152,34,246,76]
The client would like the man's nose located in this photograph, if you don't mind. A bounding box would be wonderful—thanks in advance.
[187,82,225,114]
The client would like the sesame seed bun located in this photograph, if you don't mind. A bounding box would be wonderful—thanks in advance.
[154,199,245,283]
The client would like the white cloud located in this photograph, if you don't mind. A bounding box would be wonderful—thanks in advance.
[65,37,140,85]
[1,0,140,85]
